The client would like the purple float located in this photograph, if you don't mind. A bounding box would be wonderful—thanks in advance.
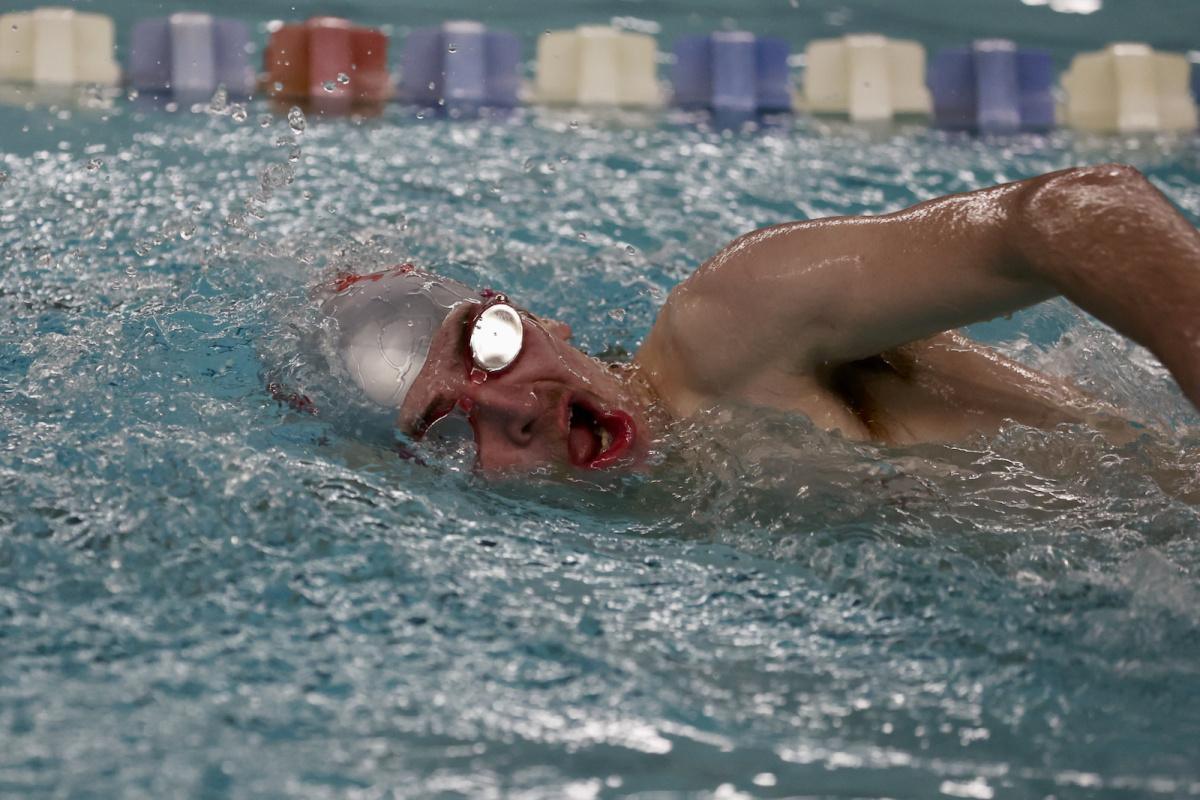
[927,39,1055,133]
[129,12,255,98]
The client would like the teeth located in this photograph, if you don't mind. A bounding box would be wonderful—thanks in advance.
[598,426,612,452]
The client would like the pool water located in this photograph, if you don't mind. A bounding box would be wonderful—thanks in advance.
[3,1,1200,797]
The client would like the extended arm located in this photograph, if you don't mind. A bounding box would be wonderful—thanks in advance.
[639,164,1200,411]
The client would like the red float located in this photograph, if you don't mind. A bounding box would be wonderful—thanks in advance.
[263,17,392,104]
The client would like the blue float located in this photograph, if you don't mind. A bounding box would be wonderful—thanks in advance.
[128,12,255,98]
[672,32,791,114]
[927,39,1054,133]
[400,21,520,108]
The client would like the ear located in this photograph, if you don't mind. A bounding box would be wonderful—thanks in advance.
[534,315,572,341]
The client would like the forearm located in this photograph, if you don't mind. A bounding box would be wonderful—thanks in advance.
[1014,164,1200,407]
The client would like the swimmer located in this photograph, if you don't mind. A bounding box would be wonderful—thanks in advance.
[321,164,1200,473]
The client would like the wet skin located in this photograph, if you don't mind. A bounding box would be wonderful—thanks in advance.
[397,302,661,475]
[396,164,1200,472]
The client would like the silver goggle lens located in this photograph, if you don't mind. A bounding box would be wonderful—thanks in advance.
[470,304,524,372]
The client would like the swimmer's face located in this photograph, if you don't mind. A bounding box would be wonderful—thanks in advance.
[397,300,652,474]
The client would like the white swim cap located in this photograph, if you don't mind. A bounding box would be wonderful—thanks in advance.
[320,266,478,408]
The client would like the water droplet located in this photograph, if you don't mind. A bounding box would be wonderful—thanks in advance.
[336,72,350,85]
[230,104,247,122]
[207,86,228,114]
[447,43,458,53]
[322,80,335,93]
[287,106,306,133]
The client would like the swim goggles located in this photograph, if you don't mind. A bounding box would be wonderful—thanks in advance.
[320,266,527,448]
[420,295,526,447]
[466,295,524,374]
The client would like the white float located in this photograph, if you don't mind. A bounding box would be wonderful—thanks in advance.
[534,25,661,107]
[802,34,930,121]
[1062,43,1197,133]
[0,7,120,86]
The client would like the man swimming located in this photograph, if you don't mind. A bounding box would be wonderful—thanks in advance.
[321,164,1200,473]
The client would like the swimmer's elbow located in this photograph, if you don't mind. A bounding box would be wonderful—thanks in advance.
[1016,163,1155,239]
[1012,163,1161,276]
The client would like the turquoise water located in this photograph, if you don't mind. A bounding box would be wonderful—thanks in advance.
[3,1,1200,797]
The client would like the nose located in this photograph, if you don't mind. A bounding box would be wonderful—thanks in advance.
[463,383,545,447]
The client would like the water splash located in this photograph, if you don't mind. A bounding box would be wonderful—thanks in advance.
[2,57,1199,800]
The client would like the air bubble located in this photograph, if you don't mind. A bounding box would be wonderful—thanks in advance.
[336,72,350,85]
[447,43,458,53]
[0,170,9,185]
[569,120,579,130]
[322,80,335,93]
[85,158,102,171]
[258,114,272,127]
[287,106,306,133]
[230,104,247,122]
[272,81,284,92]
[179,223,196,241]
[624,244,636,255]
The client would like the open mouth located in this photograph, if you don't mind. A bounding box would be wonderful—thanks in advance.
[566,400,635,469]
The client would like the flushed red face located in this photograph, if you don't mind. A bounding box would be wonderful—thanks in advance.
[397,301,653,474]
